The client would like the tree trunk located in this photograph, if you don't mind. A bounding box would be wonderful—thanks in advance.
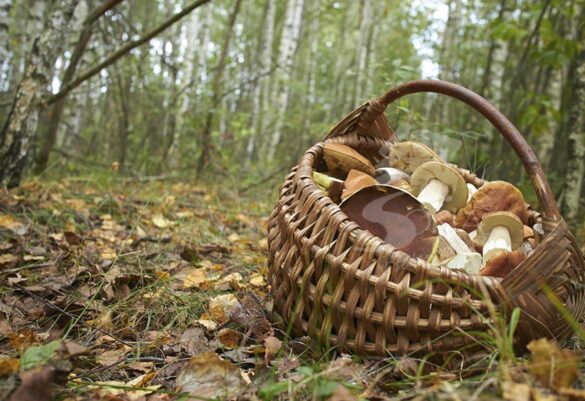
[34,0,88,173]
[245,0,276,165]
[0,0,11,65]
[266,0,304,161]
[352,0,372,105]
[0,0,77,188]
[167,7,201,168]
[196,0,242,175]
[560,25,585,223]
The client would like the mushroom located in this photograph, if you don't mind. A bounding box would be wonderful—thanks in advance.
[437,223,482,274]
[481,249,526,278]
[342,169,378,201]
[388,141,442,174]
[521,225,535,255]
[476,211,524,263]
[323,143,375,178]
[410,161,468,213]
[340,185,438,259]
[455,181,528,232]
[312,171,344,203]
[435,210,454,225]
[466,183,477,202]
[375,167,409,185]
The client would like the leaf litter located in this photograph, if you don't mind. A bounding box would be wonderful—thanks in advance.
[0,177,584,400]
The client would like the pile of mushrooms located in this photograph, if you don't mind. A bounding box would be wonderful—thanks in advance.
[314,141,538,278]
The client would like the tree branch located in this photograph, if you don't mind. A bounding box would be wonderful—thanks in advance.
[44,0,213,107]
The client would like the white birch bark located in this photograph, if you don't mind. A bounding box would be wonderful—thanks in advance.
[0,0,11,68]
[245,0,276,163]
[267,0,304,161]
[168,9,201,168]
[0,0,77,187]
[353,0,372,104]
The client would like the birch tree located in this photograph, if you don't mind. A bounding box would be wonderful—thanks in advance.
[0,0,77,188]
[0,0,10,66]
[245,0,276,164]
[167,8,201,168]
[266,0,304,161]
[353,0,372,105]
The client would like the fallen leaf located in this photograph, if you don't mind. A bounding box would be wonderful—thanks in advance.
[0,253,19,267]
[0,357,19,376]
[527,338,579,391]
[0,214,28,236]
[174,267,207,289]
[264,336,282,366]
[179,327,217,355]
[176,352,245,399]
[152,214,173,228]
[502,381,531,401]
[249,274,267,287]
[328,384,358,401]
[9,365,55,401]
[217,329,240,349]
[19,341,61,371]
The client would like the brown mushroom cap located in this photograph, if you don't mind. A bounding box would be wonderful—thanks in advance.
[323,143,375,178]
[388,141,442,174]
[476,211,525,251]
[480,248,526,278]
[455,181,528,232]
[435,210,455,225]
[340,185,438,259]
[410,162,468,212]
[342,169,378,201]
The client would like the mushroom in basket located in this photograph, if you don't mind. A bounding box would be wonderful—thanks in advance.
[455,181,528,232]
[340,185,438,259]
[388,141,442,174]
[322,143,375,178]
[476,211,526,277]
[410,161,469,213]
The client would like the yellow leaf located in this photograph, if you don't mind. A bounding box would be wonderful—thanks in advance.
[0,357,19,376]
[152,214,173,228]
[175,268,207,289]
[527,338,580,391]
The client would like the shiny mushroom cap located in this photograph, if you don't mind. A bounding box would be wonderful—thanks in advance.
[476,211,524,250]
[410,162,468,212]
[323,143,375,178]
[455,181,528,232]
[342,169,378,201]
[340,185,438,259]
[388,141,442,174]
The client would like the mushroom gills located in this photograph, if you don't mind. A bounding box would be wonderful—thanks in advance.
[483,225,512,262]
[417,178,450,213]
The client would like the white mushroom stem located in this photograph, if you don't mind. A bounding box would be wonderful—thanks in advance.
[438,223,482,274]
[466,183,477,202]
[417,179,449,212]
[483,225,512,262]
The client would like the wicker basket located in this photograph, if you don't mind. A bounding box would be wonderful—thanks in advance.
[266,80,585,356]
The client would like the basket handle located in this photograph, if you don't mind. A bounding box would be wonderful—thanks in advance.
[353,79,560,221]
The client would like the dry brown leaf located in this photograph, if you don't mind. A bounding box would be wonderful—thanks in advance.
[9,365,56,401]
[560,387,585,400]
[174,267,207,289]
[217,328,240,349]
[176,352,245,399]
[179,327,217,355]
[328,384,358,401]
[0,357,19,376]
[527,338,580,391]
[264,336,282,366]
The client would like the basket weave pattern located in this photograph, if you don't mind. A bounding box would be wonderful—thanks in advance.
[267,80,585,356]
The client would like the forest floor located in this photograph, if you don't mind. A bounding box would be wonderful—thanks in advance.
[0,173,584,401]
